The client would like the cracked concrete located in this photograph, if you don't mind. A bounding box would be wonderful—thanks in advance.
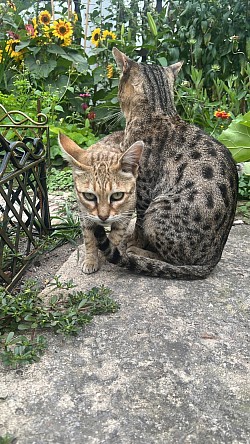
[0,225,249,444]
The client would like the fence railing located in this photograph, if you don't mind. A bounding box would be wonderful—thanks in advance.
[0,104,51,291]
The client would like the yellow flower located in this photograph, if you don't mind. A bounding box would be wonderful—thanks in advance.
[32,17,38,37]
[52,19,73,39]
[39,10,51,26]
[107,64,114,79]
[43,25,52,37]
[7,0,16,10]
[102,30,116,41]
[0,50,3,63]
[42,26,53,43]
[5,39,23,61]
[91,28,101,47]
[61,37,72,47]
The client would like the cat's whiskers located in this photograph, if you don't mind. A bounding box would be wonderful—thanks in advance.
[102,110,124,131]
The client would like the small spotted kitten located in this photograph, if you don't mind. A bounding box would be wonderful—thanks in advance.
[58,132,143,274]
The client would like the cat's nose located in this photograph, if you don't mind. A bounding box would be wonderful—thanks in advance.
[98,214,109,221]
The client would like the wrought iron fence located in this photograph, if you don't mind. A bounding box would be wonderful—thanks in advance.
[0,104,51,291]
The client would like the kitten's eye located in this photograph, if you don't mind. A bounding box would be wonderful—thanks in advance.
[111,192,124,201]
[82,192,96,201]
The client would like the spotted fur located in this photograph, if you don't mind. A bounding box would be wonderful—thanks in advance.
[58,132,143,273]
[94,48,238,279]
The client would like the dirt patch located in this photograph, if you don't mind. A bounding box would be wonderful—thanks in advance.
[21,240,82,290]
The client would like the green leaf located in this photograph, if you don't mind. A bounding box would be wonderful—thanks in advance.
[93,66,105,84]
[60,51,88,72]
[15,40,31,51]
[218,113,250,162]
[243,162,250,175]
[147,12,158,37]
[50,145,62,159]
[157,57,168,67]
[46,44,67,56]
[17,324,30,330]
[55,105,64,112]
[25,55,57,79]
[5,332,14,344]
[239,111,250,128]
[78,299,87,309]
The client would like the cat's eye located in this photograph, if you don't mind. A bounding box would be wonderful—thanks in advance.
[82,192,97,201]
[111,192,124,201]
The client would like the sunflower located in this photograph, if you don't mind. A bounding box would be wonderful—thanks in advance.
[31,17,39,37]
[43,25,52,37]
[5,39,23,61]
[7,0,16,10]
[61,37,72,47]
[52,19,73,39]
[91,28,101,47]
[39,10,51,26]
[102,30,116,41]
[106,63,114,79]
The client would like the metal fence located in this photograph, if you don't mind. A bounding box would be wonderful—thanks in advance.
[0,104,51,291]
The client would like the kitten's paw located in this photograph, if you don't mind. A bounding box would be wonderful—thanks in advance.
[81,260,99,274]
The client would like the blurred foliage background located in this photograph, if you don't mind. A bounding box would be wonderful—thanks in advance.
[0,0,249,177]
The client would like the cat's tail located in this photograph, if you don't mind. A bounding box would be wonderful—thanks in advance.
[94,226,216,280]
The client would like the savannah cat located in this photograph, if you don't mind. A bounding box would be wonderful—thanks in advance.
[94,48,238,279]
[58,132,143,273]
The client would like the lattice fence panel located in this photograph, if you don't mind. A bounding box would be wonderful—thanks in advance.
[0,105,51,290]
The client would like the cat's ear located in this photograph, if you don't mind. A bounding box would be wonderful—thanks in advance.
[58,133,90,171]
[120,141,144,174]
[113,47,132,74]
[167,61,184,79]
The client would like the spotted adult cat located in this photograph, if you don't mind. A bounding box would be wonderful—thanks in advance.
[94,48,238,279]
[58,132,143,273]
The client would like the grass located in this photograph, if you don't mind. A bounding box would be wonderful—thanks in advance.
[0,436,17,444]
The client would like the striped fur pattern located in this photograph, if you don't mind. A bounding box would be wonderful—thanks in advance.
[94,48,238,279]
[58,132,143,274]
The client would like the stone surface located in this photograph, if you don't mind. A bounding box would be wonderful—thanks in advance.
[0,225,249,444]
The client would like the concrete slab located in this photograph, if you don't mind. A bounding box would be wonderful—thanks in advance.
[0,225,249,444]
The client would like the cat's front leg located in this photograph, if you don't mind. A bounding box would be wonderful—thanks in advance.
[82,226,99,274]
[126,219,145,251]
[109,222,129,247]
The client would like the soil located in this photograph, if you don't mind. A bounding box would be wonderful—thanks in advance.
[21,239,82,290]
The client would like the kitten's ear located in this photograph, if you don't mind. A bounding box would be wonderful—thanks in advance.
[120,141,144,174]
[113,47,132,74]
[167,61,184,79]
[58,133,90,170]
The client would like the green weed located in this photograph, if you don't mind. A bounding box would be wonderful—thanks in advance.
[0,278,119,368]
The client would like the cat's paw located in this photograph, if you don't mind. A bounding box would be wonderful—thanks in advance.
[81,260,99,274]
[126,244,139,255]
[127,245,160,259]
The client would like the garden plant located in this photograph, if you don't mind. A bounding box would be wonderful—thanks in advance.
[0,277,119,367]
